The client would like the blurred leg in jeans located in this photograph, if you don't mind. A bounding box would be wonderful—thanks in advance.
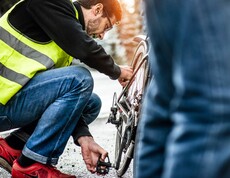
[135,0,230,178]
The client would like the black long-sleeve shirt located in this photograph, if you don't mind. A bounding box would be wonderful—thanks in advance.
[8,0,120,143]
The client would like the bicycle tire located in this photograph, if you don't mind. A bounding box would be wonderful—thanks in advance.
[114,114,122,169]
[114,38,149,177]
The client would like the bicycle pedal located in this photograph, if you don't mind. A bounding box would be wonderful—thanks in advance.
[96,155,112,174]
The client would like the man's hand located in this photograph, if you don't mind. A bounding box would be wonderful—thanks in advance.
[78,136,108,174]
[118,65,133,87]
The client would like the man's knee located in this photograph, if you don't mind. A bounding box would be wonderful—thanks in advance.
[70,66,94,92]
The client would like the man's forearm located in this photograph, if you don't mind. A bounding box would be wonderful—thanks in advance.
[72,118,92,146]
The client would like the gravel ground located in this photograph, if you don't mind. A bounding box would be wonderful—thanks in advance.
[0,70,133,178]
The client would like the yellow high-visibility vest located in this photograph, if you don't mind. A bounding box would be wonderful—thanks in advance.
[0,1,79,105]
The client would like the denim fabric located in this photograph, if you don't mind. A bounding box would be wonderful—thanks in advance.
[0,66,100,164]
[10,93,101,143]
[81,93,101,125]
[135,0,230,178]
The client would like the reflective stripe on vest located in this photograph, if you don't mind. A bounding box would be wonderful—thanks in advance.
[0,26,55,69]
[0,0,78,105]
[0,62,29,86]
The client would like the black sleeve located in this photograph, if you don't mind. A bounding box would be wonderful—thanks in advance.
[72,118,92,146]
[26,0,121,79]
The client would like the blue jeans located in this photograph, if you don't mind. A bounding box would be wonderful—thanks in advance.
[134,0,230,178]
[0,66,101,164]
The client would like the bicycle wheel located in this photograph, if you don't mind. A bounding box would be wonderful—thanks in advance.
[114,38,149,177]
[127,40,149,105]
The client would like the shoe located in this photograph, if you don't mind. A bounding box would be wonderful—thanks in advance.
[12,160,76,178]
[0,138,21,173]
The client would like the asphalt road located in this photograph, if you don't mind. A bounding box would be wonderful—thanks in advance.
[0,70,133,178]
